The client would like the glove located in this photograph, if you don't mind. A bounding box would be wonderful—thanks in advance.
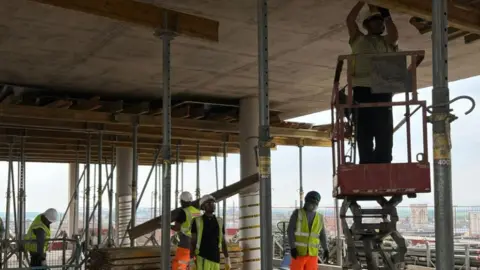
[225,257,232,270]
[322,250,330,263]
[188,258,196,270]
[378,7,391,18]
[290,248,298,259]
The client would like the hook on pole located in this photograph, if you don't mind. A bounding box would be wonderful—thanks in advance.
[427,95,476,115]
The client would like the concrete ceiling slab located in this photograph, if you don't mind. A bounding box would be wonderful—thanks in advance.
[1,0,480,120]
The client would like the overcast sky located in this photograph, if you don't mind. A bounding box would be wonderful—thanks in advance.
[0,76,478,213]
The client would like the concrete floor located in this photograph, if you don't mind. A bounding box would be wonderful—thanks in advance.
[1,0,479,119]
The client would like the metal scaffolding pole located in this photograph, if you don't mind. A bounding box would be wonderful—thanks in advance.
[18,136,25,268]
[154,161,158,216]
[85,134,91,249]
[175,143,180,209]
[222,142,227,226]
[108,146,115,246]
[159,164,163,215]
[131,122,138,247]
[73,152,80,236]
[432,0,454,269]
[181,162,184,192]
[298,145,304,208]
[4,142,13,266]
[159,12,174,270]
[196,141,200,199]
[97,131,103,244]
[257,0,273,268]
[215,155,220,217]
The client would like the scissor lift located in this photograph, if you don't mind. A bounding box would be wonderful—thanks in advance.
[331,51,431,270]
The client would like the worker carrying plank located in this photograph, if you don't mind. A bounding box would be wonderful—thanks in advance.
[346,1,399,164]
[287,191,329,269]
[24,208,58,268]
[171,191,202,270]
[191,195,231,270]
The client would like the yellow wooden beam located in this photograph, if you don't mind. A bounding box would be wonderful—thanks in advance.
[0,105,330,140]
[29,0,219,42]
[367,0,480,34]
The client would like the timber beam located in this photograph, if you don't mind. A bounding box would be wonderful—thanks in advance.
[366,0,480,34]
[29,0,219,42]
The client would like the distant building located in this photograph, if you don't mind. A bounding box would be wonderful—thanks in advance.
[410,204,428,229]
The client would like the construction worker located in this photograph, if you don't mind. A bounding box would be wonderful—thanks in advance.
[346,1,398,164]
[190,195,231,270]
[171,191,201,270]
[24,208,58,268]
[288,191,329,269]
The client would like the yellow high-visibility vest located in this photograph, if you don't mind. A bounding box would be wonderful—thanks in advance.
[294,209,323,257]
[194,216,223,255]
[24,215,51,253]
[181,206,201,237]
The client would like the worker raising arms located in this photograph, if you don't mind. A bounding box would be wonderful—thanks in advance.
[24,208,59,268]
[191,195,231,270]
[171,191,201,270]
[288,191,329,269]
[346,1,398,164]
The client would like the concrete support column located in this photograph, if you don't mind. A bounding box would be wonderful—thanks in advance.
[116,147,133,247]
[239,96,261,269]
[68,163,79,237]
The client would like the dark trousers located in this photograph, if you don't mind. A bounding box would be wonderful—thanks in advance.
[353,86,393,164]
[29,252,44,267]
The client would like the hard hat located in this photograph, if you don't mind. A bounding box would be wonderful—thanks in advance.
[305,191,321,203]
[199,195,216,207]
[180,191,193,202]
[358,5,383,26]
[43,208,58,223]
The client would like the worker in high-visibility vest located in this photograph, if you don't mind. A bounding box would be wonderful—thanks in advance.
[171,191,201,270]
[24,208,58,268]
[287,191,329,269]
[190,195,231,270]
[346,1,398,164]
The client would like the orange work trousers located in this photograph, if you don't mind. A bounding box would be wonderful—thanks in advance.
[172,247,191,270]
[290,255,318,270]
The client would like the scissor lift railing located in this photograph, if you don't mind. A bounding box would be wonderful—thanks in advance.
[331,50,431,270]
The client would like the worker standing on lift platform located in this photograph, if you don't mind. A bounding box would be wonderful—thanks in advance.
[346,1,399,164]
[191,195,231,270]
[288,191,329,269]
[171,191,201,270]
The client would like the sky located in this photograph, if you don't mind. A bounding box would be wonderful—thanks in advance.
[0,76,479,213]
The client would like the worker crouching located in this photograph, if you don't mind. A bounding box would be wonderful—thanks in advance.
[171,191,201,270]
[288,191,329,269]
[24,208,59,268]
[191,195,231,270]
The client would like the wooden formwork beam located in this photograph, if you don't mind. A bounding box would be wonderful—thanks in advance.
[28,0,219,42]
[367,0,480,34]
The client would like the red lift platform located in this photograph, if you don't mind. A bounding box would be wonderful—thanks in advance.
[331,50,430,270]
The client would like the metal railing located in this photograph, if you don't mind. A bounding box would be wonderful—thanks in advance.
[0,237,82,269]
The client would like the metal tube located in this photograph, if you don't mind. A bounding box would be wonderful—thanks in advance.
[215,155,220,217]
[257,0,273,268]
[181,162,184,192]
[92,164,97,232]
[154,160,158,216]
[108,146,114,246]
[432,0,454,269]
[97,131,103,244]
[18,136,25,268]
[222,142,227,227]
[160,14,174,270]
[73,154,80,236]
[85,134,91,249]
[131,122,138,247]
[4,143,12,266]
[159,164,162,215]
[175,143,180,209]
[298,145,304,208]
[334,199,342,265]
[196,141,200,199]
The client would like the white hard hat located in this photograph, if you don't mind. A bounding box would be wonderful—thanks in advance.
[180,191,193,202]
[199,195,216,207]
[358,5,382,26]
[43,208,58,223]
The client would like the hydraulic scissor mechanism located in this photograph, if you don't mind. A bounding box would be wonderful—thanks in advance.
[340,195,407,270]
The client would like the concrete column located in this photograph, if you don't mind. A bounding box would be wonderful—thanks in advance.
[239,96,261,269]
[68,163,79,236]
[116,147,133,246]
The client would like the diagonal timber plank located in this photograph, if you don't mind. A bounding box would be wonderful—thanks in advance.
[29,0,219,42]
[366,0,480,34]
